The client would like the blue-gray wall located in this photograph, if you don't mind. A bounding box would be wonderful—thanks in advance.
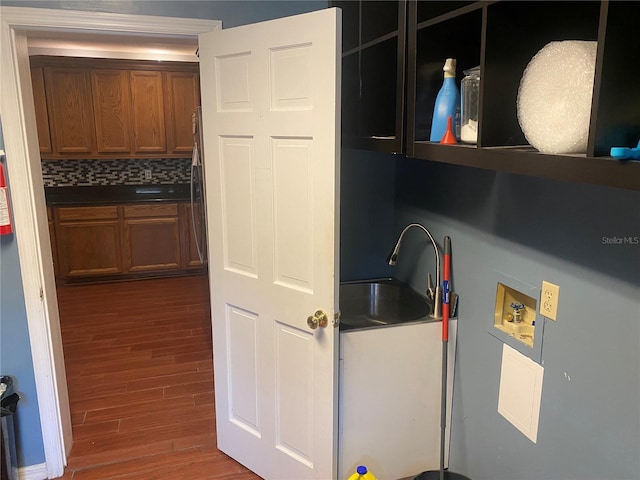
[0,0,326,28]
[340,149,396,281]
[0,0,325,470]
[0,125,47,467]
[350,152,639,480]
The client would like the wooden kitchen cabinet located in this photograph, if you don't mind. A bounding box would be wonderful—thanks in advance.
[55,206,123,278]
[91,69,133,154]
[52,201,203,283]
[44,67,95,154]
[122,203,181,272]
[30,56,200,159]
[165,71,200,155]
[30,66,52,154]
[129,70,167,154]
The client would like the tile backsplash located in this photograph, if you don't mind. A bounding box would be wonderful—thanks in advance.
[42,158,192,187]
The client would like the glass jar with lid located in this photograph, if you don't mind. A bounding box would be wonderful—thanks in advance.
[461,66,480,144]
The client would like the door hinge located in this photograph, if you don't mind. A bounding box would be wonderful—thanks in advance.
[333,311,341,328]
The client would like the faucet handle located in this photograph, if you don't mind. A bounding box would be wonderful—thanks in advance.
[510,302,525,312]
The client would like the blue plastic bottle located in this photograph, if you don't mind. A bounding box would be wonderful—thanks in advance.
[429,58,460,142]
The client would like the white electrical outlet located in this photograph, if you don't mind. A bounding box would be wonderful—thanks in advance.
[144,169,152,180]
[540,281,560,320]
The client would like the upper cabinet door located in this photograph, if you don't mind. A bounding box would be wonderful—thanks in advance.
[129,70,166,154]
[165,71,200,155]
[91,69,133,154]
[45,67,95,154]
[30,66,52,154]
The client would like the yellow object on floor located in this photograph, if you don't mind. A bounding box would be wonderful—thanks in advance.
[348,465,377,480]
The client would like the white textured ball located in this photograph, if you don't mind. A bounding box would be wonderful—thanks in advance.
[517,41,597,154]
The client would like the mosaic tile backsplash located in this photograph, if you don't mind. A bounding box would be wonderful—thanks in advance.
[42,158,192,187]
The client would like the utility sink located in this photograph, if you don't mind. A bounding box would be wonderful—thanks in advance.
[339,278,433,331]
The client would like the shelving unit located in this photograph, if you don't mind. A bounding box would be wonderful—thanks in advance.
[333,0,407,154]
[411,3,482,143]
[334,1,639,190]
[405,0,640,190]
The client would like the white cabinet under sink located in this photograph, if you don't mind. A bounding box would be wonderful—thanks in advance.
[338,320,457,480]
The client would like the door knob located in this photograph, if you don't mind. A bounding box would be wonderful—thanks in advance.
[307,310,329,330]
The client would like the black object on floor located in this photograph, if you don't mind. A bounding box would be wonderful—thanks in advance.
[1,375,20,480]
[414,471,471,480]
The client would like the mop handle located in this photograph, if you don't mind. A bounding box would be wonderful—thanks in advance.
[440,339,447,480]
[439,236,452,480]
[442,236,451,341]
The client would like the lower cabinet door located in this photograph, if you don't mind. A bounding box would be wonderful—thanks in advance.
[57,220,123,277]
[123,217,181,272]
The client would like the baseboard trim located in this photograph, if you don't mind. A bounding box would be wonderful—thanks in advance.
[19,463,48,480]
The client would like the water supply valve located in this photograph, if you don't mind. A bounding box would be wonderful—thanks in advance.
[510,302,525,323]
[494,281,537,348]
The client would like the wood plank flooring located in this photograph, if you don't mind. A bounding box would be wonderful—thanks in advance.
[55,275,262,480]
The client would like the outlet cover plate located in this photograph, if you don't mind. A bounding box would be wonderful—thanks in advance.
[540,280,559,321]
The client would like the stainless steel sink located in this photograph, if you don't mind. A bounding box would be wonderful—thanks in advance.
[339,278,433,331]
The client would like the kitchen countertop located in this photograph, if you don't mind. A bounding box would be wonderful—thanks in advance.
[45,184,194,206]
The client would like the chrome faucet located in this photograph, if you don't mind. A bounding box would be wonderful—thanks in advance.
[387,223,442,319]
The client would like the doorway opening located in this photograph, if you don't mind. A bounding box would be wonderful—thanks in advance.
[0,8,219,476]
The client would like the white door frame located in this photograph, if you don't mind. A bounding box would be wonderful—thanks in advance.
[0,7,220,478]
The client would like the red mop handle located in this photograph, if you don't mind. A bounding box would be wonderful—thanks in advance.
[442,236,451,341]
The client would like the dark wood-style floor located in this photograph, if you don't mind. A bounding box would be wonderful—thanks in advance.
[55,274,261,480]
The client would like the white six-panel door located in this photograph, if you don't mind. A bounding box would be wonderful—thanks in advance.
[198,8,341,480]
